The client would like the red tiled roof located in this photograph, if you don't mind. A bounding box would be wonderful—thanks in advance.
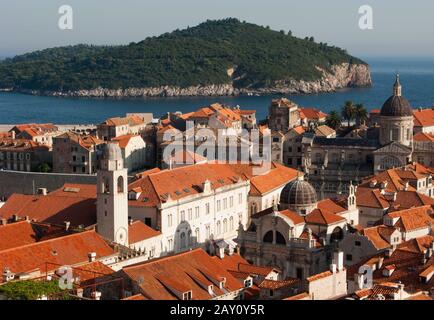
[128,162,300,207]
[0,221,39,251]
[387,206,433,232]
[112,134,141,149]
[122,248,244,300]
[361,225,394,250]
[0,231,114,281]
[0,184,97,227]
[413,108,434,127]
[72,261,115,283]
[306,270,333,282]
[413,132,434,142]
[128,221,161,244]
[258,278,299,289]
[305,208,346,226]
[300,108,328,120]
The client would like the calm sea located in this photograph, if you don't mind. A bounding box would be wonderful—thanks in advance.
[0,58,433,124]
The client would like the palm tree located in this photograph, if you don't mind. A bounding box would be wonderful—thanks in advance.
[355,103,368,126]
[325,110,342,130]
[341,101,356,127]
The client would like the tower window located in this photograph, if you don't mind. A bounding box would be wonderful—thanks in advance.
[117,176,124,193]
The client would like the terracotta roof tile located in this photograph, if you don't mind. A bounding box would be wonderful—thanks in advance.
[413,108,434,127]
[128,221,161,244]
[305,208,346,226]
[0,231,114,281]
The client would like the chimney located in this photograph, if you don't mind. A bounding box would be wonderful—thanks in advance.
[76,288,84,298]
[11,131,16,139]
[0,218,7,226]
[369,180,377,188]
[2,268,15,282]
[392,192,397,202]
[64,221,70,231]
[334,251,344,272]
[37,188,48,196]
[330,263,337,274]
[217,246,225,259]
[128,217,133,226]
[88,252,96,262]
[13,214,19,222]
[91,291,102,300]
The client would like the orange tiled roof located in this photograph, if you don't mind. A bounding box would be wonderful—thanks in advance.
[387,206,433,232]
[112,134,141,149]
[258,278,299,289]
[306,270,333,282]
[122,248,244,300]
[413,108,434,127]
[0,231,114,281]
[128,162,300,207]
[300,108,328,120]
[128,221,161,244]
[284,292,310,300]
[413,132,434,142]
[72,261,115,283]
[317,198,347,214]
[361,225,394,250]
[103,115,144,127]
[0,221,39,251]
[305,208,346,226]
[0,184,97,227]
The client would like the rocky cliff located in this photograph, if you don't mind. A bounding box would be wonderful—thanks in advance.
[18,63,371,98]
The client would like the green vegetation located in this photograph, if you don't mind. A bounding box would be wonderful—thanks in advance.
[0,280,69,300]
[325,111,343,130]
[0,18,366,92]
[327,101,368,129]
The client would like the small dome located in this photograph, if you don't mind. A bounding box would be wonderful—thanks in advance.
[380,96,413,117]
[280,178,317,207]
[103,142,122,161]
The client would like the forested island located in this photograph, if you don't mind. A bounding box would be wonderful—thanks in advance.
[0,18,371,97]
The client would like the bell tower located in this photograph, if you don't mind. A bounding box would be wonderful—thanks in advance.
[96,142,129,246]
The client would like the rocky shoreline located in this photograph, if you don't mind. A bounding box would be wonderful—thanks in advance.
[6,63,372,98]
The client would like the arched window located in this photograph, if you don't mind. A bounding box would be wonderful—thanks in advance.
[330,227,344,242]
[275,231,286,245]
[180,232,186,249]
[195,228,200,243]
[223,219,228,233]
[103,177,110,194]
[188,230,192,246]
[263,231,273,243]
[229,216,234,230]
[117,176,124,193]
[380,156,402,171]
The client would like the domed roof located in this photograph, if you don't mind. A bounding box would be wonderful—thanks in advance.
[103,142,122,161]
[380,74,413,117]
[381,96,413,117]
[280,178,317,207]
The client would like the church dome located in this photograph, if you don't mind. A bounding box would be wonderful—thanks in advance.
[381,96,413,117]
[280,178,317,207]
[380,74,413,117]
[103,142,122,161]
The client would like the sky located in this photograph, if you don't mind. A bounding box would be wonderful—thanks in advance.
[1,0,434,58]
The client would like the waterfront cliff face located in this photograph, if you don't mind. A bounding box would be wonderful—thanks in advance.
[18,63,371,98]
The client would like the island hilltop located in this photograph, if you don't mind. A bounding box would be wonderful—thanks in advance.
[0,18,371,98]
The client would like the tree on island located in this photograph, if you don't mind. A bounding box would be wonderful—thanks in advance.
[325,110,342,130]
[355,103,368,126]
[341,101,356,127]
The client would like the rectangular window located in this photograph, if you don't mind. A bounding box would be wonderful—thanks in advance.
[223,198,227,210]
[195,207,199,219]
[180,210,185,222]
[346,254,353,261]
[205,203,210,215]
[188,209,192,220]
[217,200,221,211]
[238,193,242,204]
[355,241,361,247]
[229,196,234,208]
